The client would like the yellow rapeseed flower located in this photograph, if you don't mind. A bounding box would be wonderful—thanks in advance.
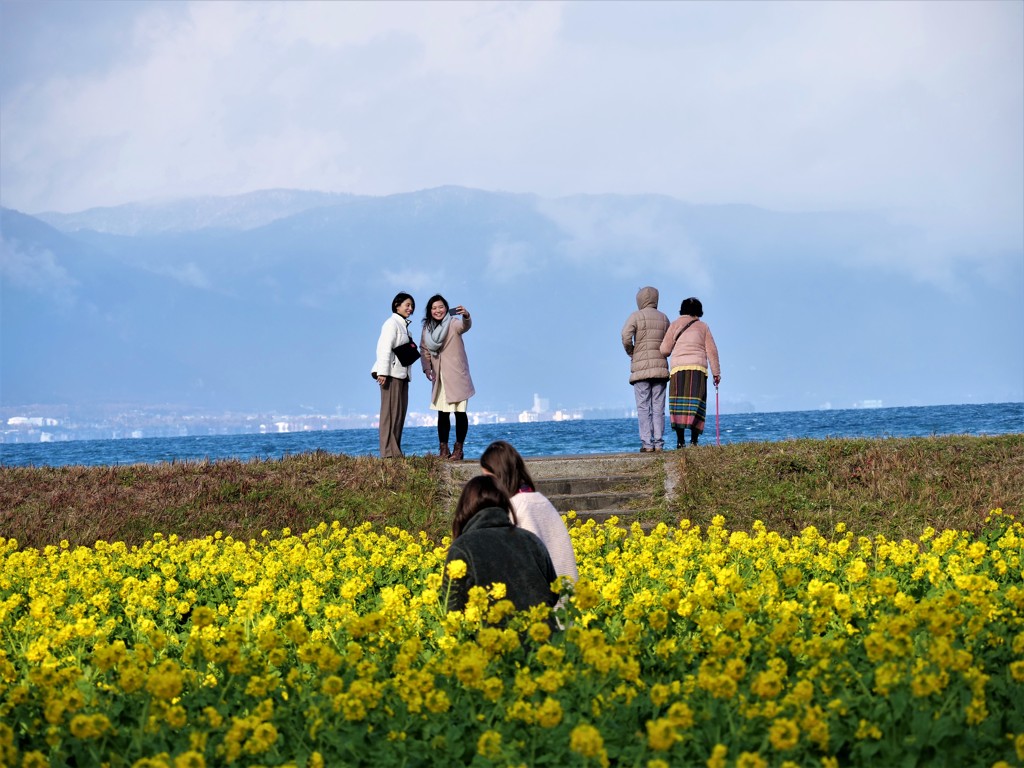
[173,752,206,768]
[446,560,467,580]
[477,729,502,759]
[645,718,679,751]
[569,722,607,765]
[537,697,563,728]
[736,751,768,768]
[706,744,729,768]
[768,718,800,750]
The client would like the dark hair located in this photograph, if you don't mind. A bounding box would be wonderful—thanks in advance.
[480,440,536,499]
[391,292,415,314]
[422,294,449,330]
[680,297,703,317]
[452,475,516,538]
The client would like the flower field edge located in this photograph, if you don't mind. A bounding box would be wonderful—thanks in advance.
[0,510,1022,767]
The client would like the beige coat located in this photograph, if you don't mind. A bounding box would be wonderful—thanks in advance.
[420,316,476,404]
[621,286,670,383]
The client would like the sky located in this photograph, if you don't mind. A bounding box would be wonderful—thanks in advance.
[1,0,1022,259]
[1,0,1022,417]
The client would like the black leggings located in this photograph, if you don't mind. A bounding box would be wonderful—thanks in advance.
[438,412,468,444]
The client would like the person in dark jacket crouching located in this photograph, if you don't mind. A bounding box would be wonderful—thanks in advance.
[443,475,559,619]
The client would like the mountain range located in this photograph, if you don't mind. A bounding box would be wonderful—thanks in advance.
[2,186,1021,420]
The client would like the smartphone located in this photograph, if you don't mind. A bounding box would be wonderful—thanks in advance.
[448,308,460,316]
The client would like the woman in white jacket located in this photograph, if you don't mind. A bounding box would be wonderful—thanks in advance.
[372,292,416,458]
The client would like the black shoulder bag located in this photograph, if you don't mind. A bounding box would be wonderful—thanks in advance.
[392,337,420,366]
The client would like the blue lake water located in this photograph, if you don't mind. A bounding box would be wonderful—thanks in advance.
[1,402,1020,468]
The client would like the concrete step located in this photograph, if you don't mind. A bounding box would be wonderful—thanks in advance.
[546,491,645,512]
[445,452,667,530]
[519,453,661,480]
[534,475,634,496]
[536,474,648,520]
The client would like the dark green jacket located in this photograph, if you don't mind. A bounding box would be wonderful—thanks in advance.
[444,506,558,614]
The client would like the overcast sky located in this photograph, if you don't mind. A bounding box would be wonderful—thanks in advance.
[1,0,1022,417]
[2,0,1022,254]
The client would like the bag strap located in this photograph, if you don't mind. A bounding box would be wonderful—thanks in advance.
[675,318,699,343]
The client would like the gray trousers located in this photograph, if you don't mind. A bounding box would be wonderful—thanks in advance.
[379,376,409,458]
[634,379,667,449]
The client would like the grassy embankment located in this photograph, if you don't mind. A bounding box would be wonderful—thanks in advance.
[1,434,1021,550]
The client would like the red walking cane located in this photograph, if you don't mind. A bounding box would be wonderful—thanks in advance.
[715,384,720,446]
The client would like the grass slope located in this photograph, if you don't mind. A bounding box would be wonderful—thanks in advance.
[1,435,1021,550]
[667,434,1023,539]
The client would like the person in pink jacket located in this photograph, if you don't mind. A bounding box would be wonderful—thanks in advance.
[479,440,578,586]
[420,294,476,461]
[659,297,721,448]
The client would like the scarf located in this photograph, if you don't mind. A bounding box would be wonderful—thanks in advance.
[424,314,452,354]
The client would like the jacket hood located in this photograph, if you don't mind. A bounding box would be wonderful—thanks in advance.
[636,286,659,310]
[461,506,514,536]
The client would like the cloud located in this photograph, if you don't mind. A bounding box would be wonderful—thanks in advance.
[381,269,441,296]
[486,237,542,283]
[156,262,211,291]
[0,0,1019,278]
[0,239,78,306]
[0,1,566,214]
[536,196,712,290]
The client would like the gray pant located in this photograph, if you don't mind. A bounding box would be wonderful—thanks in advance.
[634,379,667,449]
[379,376,409,458]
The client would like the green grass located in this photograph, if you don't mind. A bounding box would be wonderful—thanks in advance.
[664,434,1024,540]
[1,435,1021,549]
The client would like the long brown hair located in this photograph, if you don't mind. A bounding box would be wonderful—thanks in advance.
[452,475,517,538]
[479,440,536,499]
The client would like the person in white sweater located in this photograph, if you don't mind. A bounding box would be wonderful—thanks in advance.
[479,440,579,584]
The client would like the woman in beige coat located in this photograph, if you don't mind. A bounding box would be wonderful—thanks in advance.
[420,294,476,461]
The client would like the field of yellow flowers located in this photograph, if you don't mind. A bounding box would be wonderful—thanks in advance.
[1,511,1022,768]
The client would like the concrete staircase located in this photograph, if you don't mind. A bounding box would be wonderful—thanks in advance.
[449,452,671,529]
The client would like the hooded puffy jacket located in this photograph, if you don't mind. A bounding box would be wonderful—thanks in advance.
[621,286,670,383]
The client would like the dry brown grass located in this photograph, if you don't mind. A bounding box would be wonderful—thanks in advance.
[2,435,1020,550]
[665,434,1024,540]
[0,451,448,549]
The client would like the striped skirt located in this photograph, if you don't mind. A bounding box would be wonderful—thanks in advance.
[668,369,708,432]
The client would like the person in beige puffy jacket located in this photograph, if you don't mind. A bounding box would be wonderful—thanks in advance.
[621,286,671,452]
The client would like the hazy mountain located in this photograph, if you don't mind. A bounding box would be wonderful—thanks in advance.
[2,187,1021,419]
[32,189,355,235]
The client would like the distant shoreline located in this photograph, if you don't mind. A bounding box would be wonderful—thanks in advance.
[2,401,1021,469]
